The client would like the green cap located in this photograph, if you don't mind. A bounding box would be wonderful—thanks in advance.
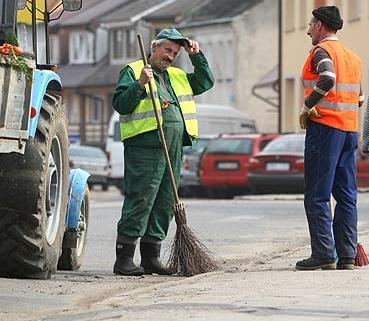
[155,28,189,46]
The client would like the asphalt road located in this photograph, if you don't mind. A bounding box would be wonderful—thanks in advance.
[1,188,369,321]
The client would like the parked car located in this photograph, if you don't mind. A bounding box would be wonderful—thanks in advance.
[179,135,216,197]
[248,134,305,194]
[69,144,110,191]
[199,133,279,198]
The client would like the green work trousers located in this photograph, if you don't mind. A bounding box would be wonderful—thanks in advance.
[117,127,183,240]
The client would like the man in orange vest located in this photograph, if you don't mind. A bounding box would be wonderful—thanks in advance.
[296,6,364,270]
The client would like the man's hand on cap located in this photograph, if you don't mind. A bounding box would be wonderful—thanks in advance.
[184,39,200,55]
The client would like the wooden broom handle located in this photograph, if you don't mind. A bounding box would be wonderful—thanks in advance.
[137,34,180,204]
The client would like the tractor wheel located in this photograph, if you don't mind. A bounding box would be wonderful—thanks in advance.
[58,186,89,270]
[0,94,69,279]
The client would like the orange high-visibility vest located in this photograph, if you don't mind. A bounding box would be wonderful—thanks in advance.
[301,40,362,132]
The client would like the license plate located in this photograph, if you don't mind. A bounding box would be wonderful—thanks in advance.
[216,161,239,170]
[266,162,290,171]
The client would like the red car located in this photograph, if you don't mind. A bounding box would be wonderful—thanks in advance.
[248,133,369,193]
[248,134,305,194]
[199,133,279,197]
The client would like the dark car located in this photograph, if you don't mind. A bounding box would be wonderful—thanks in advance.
[69,144,110,191]
[199,133,279,198]
[179,135,216,197]
[248,134,305,194]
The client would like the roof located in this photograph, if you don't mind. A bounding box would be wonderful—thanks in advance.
[144,0,204,22]
[51,0,130,27]
[253,66,278,89]
[82,63,123,87]
[100,0,174,25]
[180,0,261,26]
[57,58,107,88]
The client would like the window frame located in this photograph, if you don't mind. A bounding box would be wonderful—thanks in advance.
[69,31,94,64]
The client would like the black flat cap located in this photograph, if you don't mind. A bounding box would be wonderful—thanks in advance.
[312,5,343,30]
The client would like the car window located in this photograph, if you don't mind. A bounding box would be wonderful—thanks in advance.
[207,138,253,155]
[114,122,121,142]
[259,139,273,151]
[184,138,211,156]
[70,147,106,158]
[263,135,304,153]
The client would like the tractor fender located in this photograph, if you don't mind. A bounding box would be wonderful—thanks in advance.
[66,169,90,229]
[29,70,62,138]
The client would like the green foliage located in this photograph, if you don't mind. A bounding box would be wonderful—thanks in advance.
[4,33,19,46]
[0,51,33,81]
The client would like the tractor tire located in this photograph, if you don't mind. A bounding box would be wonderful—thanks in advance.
[58,186,89,270]
[0,93,69,279]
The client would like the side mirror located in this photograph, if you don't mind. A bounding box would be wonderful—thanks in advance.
[17,0,27,10]
[62,0,82,11]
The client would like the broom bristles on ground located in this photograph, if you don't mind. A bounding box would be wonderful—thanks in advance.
[355,243,369,267]
[168,204,219,277]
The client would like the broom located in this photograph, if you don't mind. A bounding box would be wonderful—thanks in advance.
[137,34,218,276]
[328,195,369,267]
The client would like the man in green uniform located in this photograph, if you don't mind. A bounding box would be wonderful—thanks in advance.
[112,28,214,276]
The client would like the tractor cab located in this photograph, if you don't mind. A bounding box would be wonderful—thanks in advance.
[0,0,81,65]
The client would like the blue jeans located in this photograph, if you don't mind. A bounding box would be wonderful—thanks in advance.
[304,120,358,259]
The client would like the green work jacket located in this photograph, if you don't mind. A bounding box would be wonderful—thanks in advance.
[112,52,214,147]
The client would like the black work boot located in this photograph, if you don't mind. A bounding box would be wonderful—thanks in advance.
[113,235,144,276]
[337,258,355,270]
[140,238,173,275]
[295,257,336,270]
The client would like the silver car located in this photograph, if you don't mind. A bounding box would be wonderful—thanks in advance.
[69,144,110,191]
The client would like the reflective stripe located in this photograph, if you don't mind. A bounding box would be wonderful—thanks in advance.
[177,94,194,102]
[303,80,361,92]
[119,109,162,123]
[313,85,328,96]
[182,113,197,120]
[317,58,333,70]
[317,99,358,111]
[320,71,336,78]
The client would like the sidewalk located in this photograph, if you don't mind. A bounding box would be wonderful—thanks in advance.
[46,232,369,321]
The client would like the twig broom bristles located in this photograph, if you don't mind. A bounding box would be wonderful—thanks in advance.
[137,34,218,276]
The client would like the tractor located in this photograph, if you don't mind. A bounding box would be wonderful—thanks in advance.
[0,0,89,279]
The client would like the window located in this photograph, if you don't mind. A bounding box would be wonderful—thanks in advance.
[88,97,103,124]
[207,138,253,155]
[69,31,94,64]
[113,121,121,142]
[49,35,59,64]
[111,28,136,61]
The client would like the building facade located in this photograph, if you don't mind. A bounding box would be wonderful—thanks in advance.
[281,0,369,133]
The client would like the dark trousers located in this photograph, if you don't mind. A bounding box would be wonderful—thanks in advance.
[304,120,358,259]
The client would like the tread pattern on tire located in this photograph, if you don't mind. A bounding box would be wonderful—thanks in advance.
[0,94,68,279]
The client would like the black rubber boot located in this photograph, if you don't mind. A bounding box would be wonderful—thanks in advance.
[337,258,355,270]
[140,241,173,275]
[295,257,336,270]
[113,236,144,276]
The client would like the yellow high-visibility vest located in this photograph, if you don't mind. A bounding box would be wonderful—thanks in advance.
[119,60,198,140]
